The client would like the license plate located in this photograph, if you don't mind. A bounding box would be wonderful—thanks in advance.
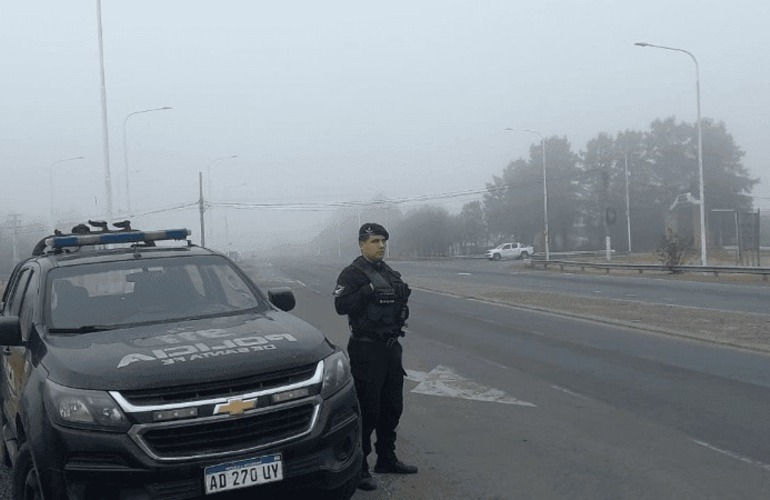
[204,454,283,494]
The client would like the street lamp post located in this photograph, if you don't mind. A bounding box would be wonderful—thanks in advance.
[95,0,113,223]
[624,153,632,254]
[122,107,172,214]
[49,156,86,230]
[505,128,549,260]
[635,42,707,266]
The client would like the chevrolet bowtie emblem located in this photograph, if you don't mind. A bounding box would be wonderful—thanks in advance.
[214,397,257,416]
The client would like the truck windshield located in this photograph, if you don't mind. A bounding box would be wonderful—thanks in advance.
[45,255,265,331]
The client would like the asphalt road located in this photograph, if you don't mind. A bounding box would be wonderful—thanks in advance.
[394,258,770,315]
[3,258,770,499]
[263,258,770,499]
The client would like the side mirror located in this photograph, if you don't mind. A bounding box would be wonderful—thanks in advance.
[0,316,23,346]
[268,288,296,312]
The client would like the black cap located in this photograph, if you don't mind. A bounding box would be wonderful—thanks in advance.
[358,222,389,242]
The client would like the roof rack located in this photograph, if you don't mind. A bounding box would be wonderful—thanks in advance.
[33,223,192,256]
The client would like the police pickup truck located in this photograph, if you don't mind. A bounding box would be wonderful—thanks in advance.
[0,222,361,500]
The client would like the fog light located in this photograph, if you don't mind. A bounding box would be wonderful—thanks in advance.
[334,434,355,461]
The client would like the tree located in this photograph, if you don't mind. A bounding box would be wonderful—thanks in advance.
[482,158,530,243]
[484,137,581,252]
[580,117,757,252]
[539,136,581,251]
[454,201,486,254]
[396,206,453,257]
[580,130,651,250]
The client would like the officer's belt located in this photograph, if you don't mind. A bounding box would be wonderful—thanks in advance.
[351,330,401,344]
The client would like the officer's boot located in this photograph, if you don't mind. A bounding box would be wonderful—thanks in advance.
[358,456,377,491]
[374,452,418,474]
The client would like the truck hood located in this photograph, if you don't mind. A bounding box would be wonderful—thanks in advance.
[41,310,335,391]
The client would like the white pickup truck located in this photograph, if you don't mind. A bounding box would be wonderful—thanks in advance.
[485,242,534,260]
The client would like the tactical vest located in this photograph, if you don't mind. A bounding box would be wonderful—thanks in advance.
[351,260,403,336]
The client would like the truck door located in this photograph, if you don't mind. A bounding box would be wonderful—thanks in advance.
[1,266,38,422]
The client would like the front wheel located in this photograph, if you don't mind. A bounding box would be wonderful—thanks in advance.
[13,443,43,500]
[0,413,10,467]
[492,253,501,261]
[519,251,529,259]
[313,473,359,500]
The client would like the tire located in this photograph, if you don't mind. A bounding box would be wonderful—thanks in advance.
[492,253,501,261]
[0,414,10,467]
[13,443,43,500]
[314,473,359,500]
[520,251,529,259]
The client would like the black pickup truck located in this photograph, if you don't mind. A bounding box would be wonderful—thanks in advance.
[0,224,361,499]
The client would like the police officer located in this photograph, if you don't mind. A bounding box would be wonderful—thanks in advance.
[334,223,418,491]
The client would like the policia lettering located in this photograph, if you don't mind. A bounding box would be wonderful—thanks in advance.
[334,222,417,491]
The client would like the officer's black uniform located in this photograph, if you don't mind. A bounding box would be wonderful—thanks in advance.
[334,224,417,490]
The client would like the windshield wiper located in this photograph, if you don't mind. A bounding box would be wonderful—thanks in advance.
[48,325,116,334]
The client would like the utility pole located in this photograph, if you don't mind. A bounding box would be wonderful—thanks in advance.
[8,213,20,264]
[602,170,611,261]
[198,172,206,247]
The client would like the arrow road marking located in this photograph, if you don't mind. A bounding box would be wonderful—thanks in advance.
[405,365,536,407]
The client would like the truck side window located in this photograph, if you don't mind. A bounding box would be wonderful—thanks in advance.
[19,269,40,338]
[6,268,32,317]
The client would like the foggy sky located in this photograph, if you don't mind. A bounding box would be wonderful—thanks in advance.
[1,1,768,252]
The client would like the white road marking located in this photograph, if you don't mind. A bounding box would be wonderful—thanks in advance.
[405,365,536,407]
[550,384,590,400]
[691,439,770,472]
[457,272,471,276]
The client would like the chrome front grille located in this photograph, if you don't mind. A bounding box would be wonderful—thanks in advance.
[118,361,326,461]
[133,402,318,460]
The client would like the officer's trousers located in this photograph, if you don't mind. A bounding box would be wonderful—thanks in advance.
[347,336,405,461]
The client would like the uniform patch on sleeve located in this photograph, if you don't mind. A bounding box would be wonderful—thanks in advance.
[333,285,345,297]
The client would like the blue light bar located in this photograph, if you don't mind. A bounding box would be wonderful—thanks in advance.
[45,229,191,249]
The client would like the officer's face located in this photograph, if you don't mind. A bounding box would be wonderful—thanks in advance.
[360,235,387,261]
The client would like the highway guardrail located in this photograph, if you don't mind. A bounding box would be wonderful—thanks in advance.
[529,259,770,281]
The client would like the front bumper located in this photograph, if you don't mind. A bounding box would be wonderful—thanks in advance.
[37,382,361,499]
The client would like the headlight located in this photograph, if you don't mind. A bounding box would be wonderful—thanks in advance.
[44,380,130,432]
[321,350,352,399]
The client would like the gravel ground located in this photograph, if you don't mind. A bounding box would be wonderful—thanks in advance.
[407,266,770,354]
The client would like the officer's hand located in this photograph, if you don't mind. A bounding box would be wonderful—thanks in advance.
[394,283,411,301]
